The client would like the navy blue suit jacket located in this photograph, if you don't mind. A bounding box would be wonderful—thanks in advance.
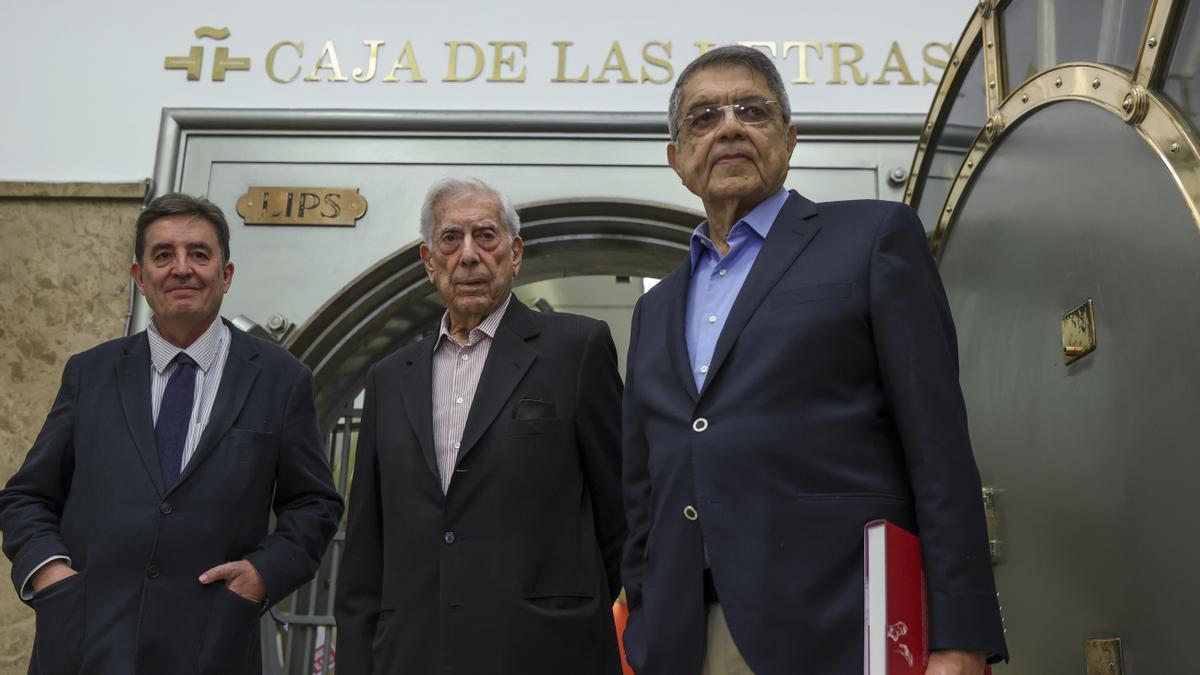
[0,321,343,675]
[620,192,1007,674]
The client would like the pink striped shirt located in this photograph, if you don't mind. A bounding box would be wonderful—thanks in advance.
[430,296,512,494]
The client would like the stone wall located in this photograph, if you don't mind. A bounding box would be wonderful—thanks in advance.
[0,182,145,673]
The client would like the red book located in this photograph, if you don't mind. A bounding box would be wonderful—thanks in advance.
[864,520,927,675]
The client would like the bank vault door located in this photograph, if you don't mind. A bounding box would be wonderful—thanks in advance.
[909,1,1200,672]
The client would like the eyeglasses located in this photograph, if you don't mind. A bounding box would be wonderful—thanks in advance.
[681,99,781,135]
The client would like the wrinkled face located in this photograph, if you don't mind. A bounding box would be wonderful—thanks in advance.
[131,214,233,329]
[420,191,523,323]
[668,65,797,208]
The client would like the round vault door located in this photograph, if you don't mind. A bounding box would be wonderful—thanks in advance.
[908,0,1200,672]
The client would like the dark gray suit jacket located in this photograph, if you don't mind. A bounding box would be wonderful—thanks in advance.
[335,299,626,675]
[0,320,343,675]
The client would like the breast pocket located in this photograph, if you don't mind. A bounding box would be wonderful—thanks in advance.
[769,282,853,308]
[507,418,566,436]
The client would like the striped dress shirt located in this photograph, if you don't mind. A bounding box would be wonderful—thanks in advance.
[148,316,231,473]
[430,295,512,494]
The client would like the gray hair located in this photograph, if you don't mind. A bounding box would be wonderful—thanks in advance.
[667,44,792,142]
[419,176,521,244]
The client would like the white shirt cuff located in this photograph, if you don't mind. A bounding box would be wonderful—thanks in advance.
[21,555,72,600]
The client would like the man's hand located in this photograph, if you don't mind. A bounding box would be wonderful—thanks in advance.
[198,560,266,603]
[30,561,77,594]
[926,649,986,675]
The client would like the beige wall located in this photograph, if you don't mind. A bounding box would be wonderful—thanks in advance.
[0,182,144,673]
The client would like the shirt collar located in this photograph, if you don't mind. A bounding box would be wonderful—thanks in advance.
[689,188,790,272]
[436,294,513,349]
[147,316,227,374]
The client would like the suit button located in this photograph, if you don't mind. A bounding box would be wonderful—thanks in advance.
[692,418,708,432]
[160,502,173,515]
[444,531,456,545]
[146,564,159,579]
[683,505,699,521]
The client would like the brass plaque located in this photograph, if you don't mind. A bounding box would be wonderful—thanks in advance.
[236,187,367,227]
[1061,298,1097,365]
[1085,637,1123,675]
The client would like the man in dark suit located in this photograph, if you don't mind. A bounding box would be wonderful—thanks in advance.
[620,46,1008,675]
[335,177,625,675]
[0,193,344,675]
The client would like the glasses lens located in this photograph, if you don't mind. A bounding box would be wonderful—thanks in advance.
[688,106,721,133]
[735,101,773,124]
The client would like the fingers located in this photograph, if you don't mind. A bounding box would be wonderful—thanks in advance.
[198,560,243,584]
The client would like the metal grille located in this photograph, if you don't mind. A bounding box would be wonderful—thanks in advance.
[264,404,360,675]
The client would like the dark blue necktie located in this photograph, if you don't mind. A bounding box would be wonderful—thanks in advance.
[155,353,197,491]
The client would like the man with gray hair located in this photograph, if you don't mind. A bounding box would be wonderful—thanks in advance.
[620,45,1008,674]
[335,177,626,674]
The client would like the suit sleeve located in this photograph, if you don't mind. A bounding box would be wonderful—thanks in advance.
[333,365,383,674]
[0,355,78,599]
[574,319,626,602]
[868,203,1007,661]
[619,299,651,612]
[244,365,344,605]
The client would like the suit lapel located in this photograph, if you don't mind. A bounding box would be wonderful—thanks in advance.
[701,192,821,397]
[401,339,439,480]
[175,324,260,490]
[117,333,164,497]
[660,263,700,403]
[456,300,538,467]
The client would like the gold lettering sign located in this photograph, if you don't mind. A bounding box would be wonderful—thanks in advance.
[236,187,367,226]
[165,28,955,88]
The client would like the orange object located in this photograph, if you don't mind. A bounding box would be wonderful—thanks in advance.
[613,595,636,675]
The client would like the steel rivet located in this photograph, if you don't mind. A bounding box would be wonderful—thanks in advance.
[952,58,960,66]
[1149,36,1158,48]
[945,206,953,214]
[987,41,994,49]
[1055,78,1063,88]
[989,80,996,89]
[967,160,975,169]
[1170,142,1180,153]
[1092,78,1101,89]
[1123,94,1134,111]
[1021,94,1029,103]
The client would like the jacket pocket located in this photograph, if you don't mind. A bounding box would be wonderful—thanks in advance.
[795,491,907,502]
[31,571,86,675]
[507,418,566,436]
[196,585,262,674]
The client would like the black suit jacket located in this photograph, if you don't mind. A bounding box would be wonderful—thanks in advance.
[335,298,626,675]
[0,320,344,675]
[621,192,1008,674]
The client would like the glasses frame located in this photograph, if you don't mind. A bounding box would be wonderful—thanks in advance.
[680,99,782,136]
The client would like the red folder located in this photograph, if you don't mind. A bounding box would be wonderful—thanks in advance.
[864,519,927,675]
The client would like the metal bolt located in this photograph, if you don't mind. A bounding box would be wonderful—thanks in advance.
[967,160,975,169]
[1055,78,1063,88]
[1149,35,1158,48]
[267,314,286,331]
[1021,94,1029,103]
[1092,78,1101,89]
[989,80,996,89]
[1170,142,1180,153]
[945,206,953,214]
[987,41,994,49]
[888,167,908,185]
[1123,94,1135,111]
[952,58,960,66]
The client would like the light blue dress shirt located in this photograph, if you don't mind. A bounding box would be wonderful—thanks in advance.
[685,188,790,391]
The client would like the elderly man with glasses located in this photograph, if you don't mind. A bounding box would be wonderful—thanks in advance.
[619,45,1008,675]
